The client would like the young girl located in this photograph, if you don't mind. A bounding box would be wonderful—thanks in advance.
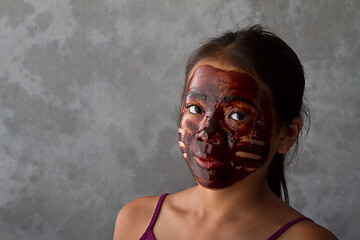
[113,25,338,240]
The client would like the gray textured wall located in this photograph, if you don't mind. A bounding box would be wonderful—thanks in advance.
[0,0,359,239]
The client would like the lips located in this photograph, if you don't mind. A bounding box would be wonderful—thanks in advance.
[194,155,226,169]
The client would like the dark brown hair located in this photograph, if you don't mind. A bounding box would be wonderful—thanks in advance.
[184,24,308,203]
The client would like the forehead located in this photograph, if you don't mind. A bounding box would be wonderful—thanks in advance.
[186,63,259,102]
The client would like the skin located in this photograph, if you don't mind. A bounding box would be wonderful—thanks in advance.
[178,64,273,188]
[113,59,338,240]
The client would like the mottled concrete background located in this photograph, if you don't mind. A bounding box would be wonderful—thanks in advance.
[0,0,359,239]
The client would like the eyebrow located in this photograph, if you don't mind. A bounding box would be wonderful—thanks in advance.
[186,92,257,108]
[221,95,257,108]
[186,91,207,101]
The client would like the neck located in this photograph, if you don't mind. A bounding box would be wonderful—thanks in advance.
[190,173,278,219]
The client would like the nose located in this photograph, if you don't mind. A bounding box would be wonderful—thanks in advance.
[196,115,225,145]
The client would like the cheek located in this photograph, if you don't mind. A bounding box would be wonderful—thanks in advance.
[179,114,199,138]
[228,122,255,140]
[225,113,270,164]
[178,114,199,153]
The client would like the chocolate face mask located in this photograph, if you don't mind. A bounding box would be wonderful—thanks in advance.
[178,65,274,188]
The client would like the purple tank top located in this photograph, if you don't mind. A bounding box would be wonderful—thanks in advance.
[139,193,312,240]
[139,193,169,240]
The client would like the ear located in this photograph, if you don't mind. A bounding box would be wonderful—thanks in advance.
[277,117,303,154]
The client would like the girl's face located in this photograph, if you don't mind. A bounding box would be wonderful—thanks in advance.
[178,60,275,188]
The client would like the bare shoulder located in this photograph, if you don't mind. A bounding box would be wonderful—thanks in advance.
[280,219,338,240]
[113,195,160,240]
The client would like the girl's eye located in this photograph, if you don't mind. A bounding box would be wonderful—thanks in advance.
[188,105,203,114]
[230,112,247,121]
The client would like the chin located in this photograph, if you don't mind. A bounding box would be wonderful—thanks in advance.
[194,173,250,189]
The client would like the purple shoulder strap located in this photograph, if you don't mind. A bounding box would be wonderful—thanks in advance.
[267,216,313,240]
[147,193,169,229]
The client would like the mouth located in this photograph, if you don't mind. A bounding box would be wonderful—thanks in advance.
[194,155,226,169]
